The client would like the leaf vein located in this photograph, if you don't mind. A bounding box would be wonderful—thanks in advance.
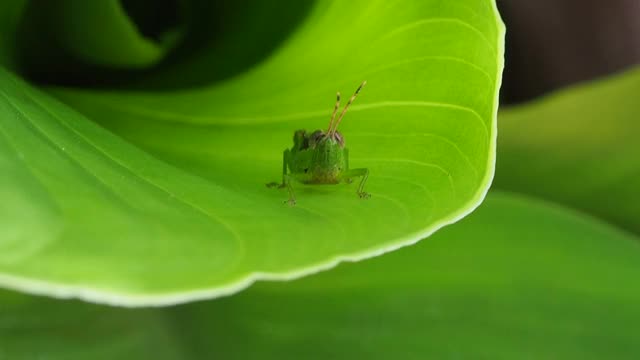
[0,85,244,248]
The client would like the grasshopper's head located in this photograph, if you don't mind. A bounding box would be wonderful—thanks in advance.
[292,129,343,151]
[308,129,344,149]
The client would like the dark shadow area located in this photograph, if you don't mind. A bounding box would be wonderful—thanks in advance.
[120,0,184,42]
[131,0,316,90]
[14,0,315,90]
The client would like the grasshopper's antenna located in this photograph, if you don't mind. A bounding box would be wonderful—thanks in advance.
[327,92,341,133]
[331,81,366,135]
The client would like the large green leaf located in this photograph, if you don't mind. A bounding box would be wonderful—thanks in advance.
[496,66,640,233]
[2,192,639,359]
[0,0,504,306]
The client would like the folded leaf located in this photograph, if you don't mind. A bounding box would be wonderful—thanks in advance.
[23,0,175,68]
[0,0,504,305]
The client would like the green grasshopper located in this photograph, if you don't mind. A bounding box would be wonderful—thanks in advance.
[267,81,370,206]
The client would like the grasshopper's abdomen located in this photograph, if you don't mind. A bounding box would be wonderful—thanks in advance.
[307,168,342,184]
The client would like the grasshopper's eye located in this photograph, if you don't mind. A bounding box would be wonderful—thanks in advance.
[309,130,325,147]
[304,168,309,173]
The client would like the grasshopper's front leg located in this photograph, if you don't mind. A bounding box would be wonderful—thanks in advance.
[283,174,296,206]
[343,168,370,199]
[267,149,290,188]
[266,150,297,206]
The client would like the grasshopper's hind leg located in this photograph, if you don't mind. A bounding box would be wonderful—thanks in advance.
[343,168,370,199]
